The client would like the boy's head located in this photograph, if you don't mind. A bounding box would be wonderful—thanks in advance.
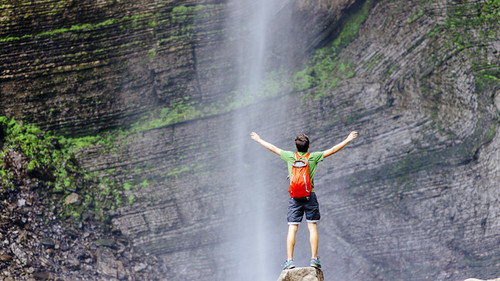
[295,134,309,152]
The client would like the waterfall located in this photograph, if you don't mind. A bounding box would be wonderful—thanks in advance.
[222,0,290,280]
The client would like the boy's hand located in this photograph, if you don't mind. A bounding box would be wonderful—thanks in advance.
[250,132,281,155]
[250,132,261,142]
[347,131,358,141]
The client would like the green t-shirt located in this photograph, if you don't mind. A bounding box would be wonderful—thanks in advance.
[280,151,324,192]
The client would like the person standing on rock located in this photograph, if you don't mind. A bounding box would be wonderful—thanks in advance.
[250,131,358,270]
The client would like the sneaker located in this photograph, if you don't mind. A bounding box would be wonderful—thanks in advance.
[283,259,295,270]
[310,257,321,269]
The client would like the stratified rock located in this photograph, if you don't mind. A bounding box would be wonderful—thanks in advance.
[95,238,116,249]
[3,150,26,176]
[17,199,26,207]
[116,260,127,279]
[10,243,28,265]
[39,238,56,249]
[0,149,163,280]
[32,271,52,280]
[0,255,12,262]
[133,262,148,273]
[277,267,324,281]
[64,193,81,206]
[96,247,118,278]
[0,0,498,280]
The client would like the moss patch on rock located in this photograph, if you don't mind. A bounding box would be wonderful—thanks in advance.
[0,117,128,226]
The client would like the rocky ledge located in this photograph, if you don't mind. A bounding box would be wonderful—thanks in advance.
[0,181,163,281]
[277,267,324,281]
[0,181,163,280]
[0,145,163,280]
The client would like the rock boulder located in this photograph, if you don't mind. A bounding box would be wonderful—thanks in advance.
[277,267,324,281]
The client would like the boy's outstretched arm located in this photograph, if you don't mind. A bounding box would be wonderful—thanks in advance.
[323,131,358,158]
[250,132,282,155]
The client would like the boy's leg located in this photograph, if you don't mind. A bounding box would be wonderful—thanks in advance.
[307,222,318,258]
[304,193,320,258]
[287,196,304,261]
[287,224,299,260]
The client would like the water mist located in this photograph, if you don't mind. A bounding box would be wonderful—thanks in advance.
[223,0,291,280]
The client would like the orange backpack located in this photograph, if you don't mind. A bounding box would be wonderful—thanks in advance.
[289,153,312,198]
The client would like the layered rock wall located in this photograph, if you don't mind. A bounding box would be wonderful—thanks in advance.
[1,0,499,280]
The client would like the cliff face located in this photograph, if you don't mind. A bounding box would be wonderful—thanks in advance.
[1,0,499,280]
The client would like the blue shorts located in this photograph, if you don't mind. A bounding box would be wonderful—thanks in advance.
[287,192,320,224]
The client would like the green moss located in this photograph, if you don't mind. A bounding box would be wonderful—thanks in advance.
[293,69,313,90]
[27,160,38,171]
[172,5,190,14]
[333,0,372,50]
[166,166,190,178]
[140,179,149,188]
[445,0,499,39]
[291,0,373,98]
[408,10,424,24]
[423,0,499,115]
[0,36,20,42]
[66,134,115,151]
[0,117,130,225]
[123,182,132,191]
[487,118,499,141]
[386,65,397,76]
[0,4,219,42]
[148,47,157,60]
[475,66,499,92]
[127,99,202,133]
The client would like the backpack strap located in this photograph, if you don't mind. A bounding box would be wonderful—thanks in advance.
[295,152,310,161]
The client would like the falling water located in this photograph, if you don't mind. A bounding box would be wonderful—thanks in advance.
[223,0,290,280]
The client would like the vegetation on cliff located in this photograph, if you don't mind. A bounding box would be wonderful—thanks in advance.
[0,116,164,279]
[292,0,373,96]
[0,117,129,223]
[0,0,498,280]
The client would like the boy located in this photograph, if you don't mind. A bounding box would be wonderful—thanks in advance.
[250,131,358,270]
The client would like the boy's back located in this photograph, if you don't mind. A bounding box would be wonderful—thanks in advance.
[250,131,358,270]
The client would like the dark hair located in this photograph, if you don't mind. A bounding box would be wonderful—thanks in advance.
[295,134,309,152]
